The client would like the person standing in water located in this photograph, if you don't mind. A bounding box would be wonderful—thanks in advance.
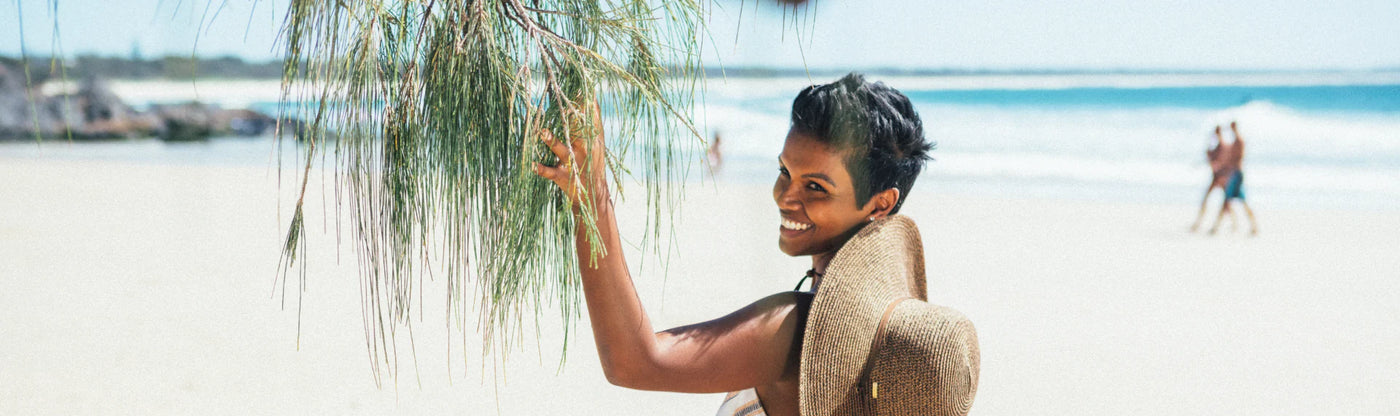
[707,131,724,173]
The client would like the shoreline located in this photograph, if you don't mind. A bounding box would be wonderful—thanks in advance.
[3,157,1398,414]
[26,70,1400,109]
[4,141,1397,214]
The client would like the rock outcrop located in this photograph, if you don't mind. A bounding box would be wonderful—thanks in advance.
[0,61,292,141]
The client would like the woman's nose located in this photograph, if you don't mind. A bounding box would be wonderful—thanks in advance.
[775,184,800,208]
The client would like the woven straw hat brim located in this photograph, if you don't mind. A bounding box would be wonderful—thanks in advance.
[799,215,927,415]
[868,300,979,415]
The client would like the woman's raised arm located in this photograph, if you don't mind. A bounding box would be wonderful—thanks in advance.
[531,104,801,393]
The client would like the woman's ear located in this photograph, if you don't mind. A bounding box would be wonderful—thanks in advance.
[866,188,900,220]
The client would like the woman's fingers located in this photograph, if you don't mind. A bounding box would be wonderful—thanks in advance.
[532,162,563,183]
[560,102,605,172]
[534,129,577,197]
[540,129,571,163]
[535,101,608,205]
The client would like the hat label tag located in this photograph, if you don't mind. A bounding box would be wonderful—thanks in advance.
[866,296,913,405]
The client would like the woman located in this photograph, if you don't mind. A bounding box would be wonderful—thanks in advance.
[532,73,972,416]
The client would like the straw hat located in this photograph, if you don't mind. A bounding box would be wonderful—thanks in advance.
[799,215,980,416]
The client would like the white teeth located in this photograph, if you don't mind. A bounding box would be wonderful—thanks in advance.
[781,218,811,231]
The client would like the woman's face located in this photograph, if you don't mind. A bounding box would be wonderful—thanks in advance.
[773,130,880,258]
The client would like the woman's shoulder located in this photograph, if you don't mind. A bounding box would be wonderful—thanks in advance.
[763,291,814,347]
[739,292,814,348]
[748,291,813,317]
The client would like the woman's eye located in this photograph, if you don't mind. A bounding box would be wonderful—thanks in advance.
[806,182,826,192]
[778,167,790,177]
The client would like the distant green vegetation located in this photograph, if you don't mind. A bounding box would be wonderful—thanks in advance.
[0,54,284,82]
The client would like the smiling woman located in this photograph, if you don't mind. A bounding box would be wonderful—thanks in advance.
[536,72,977,416]
[775,74,933,274]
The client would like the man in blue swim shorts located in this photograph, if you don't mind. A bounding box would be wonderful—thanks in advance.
[1208,121,1259,236]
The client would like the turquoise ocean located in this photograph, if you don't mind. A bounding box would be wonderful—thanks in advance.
[5,72,1398,211]
[702,73,1400,211]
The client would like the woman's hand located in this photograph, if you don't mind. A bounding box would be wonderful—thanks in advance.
[532,101,609,208]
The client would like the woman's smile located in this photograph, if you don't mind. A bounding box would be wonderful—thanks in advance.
[780,217,812,232]
[779,214,814,241]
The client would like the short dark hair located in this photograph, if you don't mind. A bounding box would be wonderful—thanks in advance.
[790,73,933,214]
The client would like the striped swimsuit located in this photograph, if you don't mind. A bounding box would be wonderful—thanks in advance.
[716,388,767,416]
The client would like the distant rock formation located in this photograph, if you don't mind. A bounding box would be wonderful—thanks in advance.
[0,61,53,138]
[150,103,280,141]
[0,61,294,141]
[72,76,164,138]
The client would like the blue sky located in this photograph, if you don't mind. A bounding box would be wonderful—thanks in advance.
[4,0,1399,70]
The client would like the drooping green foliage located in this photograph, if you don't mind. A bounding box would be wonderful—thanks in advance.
[274,0,703,385]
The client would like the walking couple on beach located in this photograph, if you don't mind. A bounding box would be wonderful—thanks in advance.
[1191,121,1259,236]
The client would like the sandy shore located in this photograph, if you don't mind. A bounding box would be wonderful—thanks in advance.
[2,156,1397,414]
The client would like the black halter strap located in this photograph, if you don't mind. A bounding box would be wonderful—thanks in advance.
[795,269,823,291]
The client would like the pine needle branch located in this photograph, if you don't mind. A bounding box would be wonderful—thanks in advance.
[275,0,704,385]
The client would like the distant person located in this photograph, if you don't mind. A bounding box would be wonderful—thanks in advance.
[706,131,724,173]
[1190,126,1232,231]
[1194,121,1259,235]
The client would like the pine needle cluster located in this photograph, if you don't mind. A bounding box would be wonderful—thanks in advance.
[274,0,703,385]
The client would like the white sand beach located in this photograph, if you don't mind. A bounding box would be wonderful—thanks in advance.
[2,155,1398,414]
